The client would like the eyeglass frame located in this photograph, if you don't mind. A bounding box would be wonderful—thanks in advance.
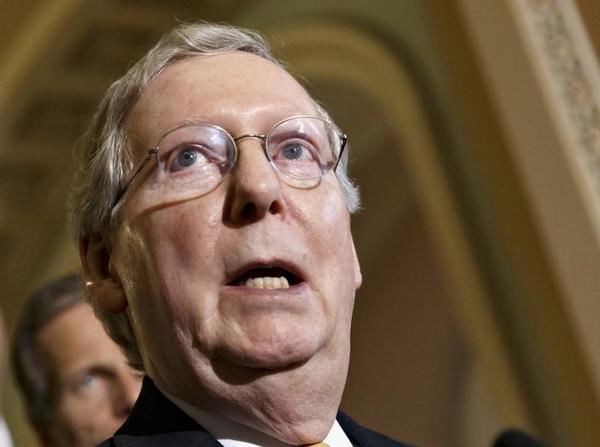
[111,115,348,210]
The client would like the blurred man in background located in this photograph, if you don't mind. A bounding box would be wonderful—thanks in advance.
[11,273,142,447]
[0,311,13,447]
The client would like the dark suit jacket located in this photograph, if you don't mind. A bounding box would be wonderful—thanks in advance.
[99,377,415,446]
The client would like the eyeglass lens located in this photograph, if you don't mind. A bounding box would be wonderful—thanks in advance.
[146,116,340,203]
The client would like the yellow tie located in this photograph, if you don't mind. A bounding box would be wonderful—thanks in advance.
[307,443,329,447]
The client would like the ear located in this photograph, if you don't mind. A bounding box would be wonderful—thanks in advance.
[351,240,362,290]
[80,234,128,313]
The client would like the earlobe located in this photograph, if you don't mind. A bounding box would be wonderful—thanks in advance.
[351,241,362,289]
[80,234,128,313]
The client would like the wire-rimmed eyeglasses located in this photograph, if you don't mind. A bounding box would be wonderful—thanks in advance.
[111,115,347,209]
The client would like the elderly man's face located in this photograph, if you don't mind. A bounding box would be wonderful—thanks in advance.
[99,52,361,402]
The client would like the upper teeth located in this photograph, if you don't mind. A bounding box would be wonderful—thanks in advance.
[243,276,290,289]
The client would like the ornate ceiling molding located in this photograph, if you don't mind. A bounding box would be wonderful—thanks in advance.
[523,0,600,204]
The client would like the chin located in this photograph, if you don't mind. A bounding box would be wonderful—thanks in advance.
[218,329,324,370]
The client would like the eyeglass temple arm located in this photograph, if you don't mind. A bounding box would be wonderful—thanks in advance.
[112,149,158,208]
[333,135,348,172]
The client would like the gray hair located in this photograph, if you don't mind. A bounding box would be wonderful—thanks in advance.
[11,273,87,431]
[69,22,360,371]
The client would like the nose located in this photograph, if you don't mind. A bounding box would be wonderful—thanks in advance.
[226,138,283,225]
[111,371,142,418]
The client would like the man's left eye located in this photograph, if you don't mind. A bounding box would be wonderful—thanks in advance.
[176,149,199,168]
[276,141,316,162]
[281,143,305,160]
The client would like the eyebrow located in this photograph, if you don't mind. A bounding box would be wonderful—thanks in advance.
[168,112,304,132]
[180,118,205,126]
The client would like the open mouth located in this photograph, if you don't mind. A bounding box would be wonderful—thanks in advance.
[228,266,302,289]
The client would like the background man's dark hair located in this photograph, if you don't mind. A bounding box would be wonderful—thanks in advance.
[11,273,86,430]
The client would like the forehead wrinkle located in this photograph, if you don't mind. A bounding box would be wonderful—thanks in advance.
[126,52,318,147]
[188,102,319,135]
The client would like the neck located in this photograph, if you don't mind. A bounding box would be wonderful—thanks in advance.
[153,347,349,444]
[235,362,346,443]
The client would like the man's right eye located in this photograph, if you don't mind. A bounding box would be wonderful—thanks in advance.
[77,374,99,390]
[68,372,107,397]
[164,144,211,173]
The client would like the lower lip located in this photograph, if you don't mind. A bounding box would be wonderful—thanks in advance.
[218,282,313,321]
[221,281,309,298]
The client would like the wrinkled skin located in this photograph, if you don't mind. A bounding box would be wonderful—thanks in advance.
[83,51,361,444]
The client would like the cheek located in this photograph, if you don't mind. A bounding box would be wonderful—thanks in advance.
[55,395,123,446]
[57,395,104,429]
[116,199,224,299]
[133,200,223,273]
[305,182,354,267]
[294,181,358,315]
[116,200,226,351]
